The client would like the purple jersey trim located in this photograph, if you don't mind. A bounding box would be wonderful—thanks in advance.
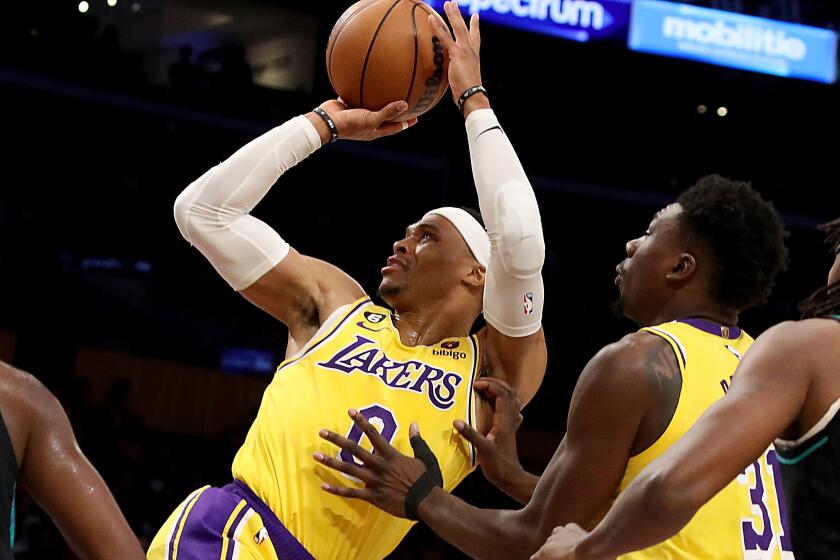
[277,298,371,373]
[678,317,742,340]
[167,488,205,560]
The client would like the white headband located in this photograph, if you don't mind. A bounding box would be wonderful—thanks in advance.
[424,207,490,268]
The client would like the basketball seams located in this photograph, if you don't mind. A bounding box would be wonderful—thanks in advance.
[327,0,381,89]
[359,0,405,108]
[404,5,422,104]
[328,0,448,118]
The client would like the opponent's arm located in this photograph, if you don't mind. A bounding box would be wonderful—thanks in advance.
[173,100,414,345]
[317,334,660,559]
[538,321,815,560]
[16,373,145,560]
[454,378,539,505]
[431,3,547,406]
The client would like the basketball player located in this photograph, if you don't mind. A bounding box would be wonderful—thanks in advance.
[531,218,840,560]
[317,173,792,559]
[0,361,145,560]
[146,3,548,559]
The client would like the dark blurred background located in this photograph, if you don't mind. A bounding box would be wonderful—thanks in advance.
[0,0,837,557]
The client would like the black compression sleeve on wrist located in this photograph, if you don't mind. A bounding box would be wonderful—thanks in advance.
[404,434,444,520]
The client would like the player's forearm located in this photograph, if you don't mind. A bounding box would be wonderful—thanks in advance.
[418,487,540,559]
[499,469,540,505]
[572,471,697,560]
[175,116,321,231]
[173,115,321,290]
[466,108,545,337]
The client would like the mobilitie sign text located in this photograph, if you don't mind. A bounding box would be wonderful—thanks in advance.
[628,0,837,83]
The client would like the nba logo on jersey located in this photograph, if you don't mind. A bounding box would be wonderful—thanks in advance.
[523,292,534,315]
[253,526,268,545]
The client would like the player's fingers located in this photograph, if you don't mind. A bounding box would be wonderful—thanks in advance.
[319,428,382,468]
[428,14,455,51]
[469,12,481,52]
[563,523,587,535]
[320,482,373,501]
[476,378,521,409]
[371,100,409,126]
[377,118,417,137]
[444,1,470,44]
[473,377,516,398]
[349,410,395,457]
[313,452,374,484]
[453,419,490,451]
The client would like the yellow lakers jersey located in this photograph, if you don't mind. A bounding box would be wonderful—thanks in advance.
[619,319,793,560]
[231,297,480,560]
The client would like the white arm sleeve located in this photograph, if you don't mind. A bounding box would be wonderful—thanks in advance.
[173,115,322,291]
[466,109,545,337]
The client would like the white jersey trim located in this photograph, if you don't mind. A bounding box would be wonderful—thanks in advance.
[775,395,840,449]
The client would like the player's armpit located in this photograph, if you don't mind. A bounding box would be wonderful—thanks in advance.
[241,251,365,346]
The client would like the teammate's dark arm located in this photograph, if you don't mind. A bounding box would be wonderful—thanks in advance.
[318,333,661,559]
[454,378,539,504]
[540,321,816,560]
[18,373,145,560]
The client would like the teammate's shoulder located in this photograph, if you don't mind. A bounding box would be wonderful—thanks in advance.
[596,331,670,364]
[582,332,671,384]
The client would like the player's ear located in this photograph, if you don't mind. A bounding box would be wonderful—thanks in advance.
[463,263,485,288]
[666,252,697,285]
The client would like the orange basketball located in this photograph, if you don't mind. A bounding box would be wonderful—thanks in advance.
[326,0,450,122]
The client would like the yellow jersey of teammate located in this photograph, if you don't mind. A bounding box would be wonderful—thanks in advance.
[619,319,792,559]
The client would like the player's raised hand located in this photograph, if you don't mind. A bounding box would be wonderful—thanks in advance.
[428,2,485,109]
[315,410,441,519]
[454,377,530,498]
[530,524,591,560]
[315,99,418,142]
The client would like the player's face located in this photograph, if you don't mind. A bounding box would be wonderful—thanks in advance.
[615,203,687,325]
[379,214,478,308]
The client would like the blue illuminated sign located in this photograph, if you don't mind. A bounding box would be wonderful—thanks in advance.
[628,1,837,83]
[426,0,632,42]
[220,349,275,374]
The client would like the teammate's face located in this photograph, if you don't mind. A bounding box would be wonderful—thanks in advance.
[615,204,687,325]
[379,214,480,308]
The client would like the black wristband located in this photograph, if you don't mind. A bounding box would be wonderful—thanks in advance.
[312,107,339,143]
[404,434,443,520]
[458,85,488,114]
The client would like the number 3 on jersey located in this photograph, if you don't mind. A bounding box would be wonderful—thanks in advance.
[340,404,398,467]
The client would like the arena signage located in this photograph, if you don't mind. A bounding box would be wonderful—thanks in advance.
[427,0,632,42]
[628,0,837,83]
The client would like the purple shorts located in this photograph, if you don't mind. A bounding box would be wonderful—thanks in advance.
[156,480,314,560]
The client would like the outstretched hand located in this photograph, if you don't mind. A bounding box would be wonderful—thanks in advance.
[454,377,529,497]
[317,99,418,141]
[428,1,484,107]
[315,410,433,518]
